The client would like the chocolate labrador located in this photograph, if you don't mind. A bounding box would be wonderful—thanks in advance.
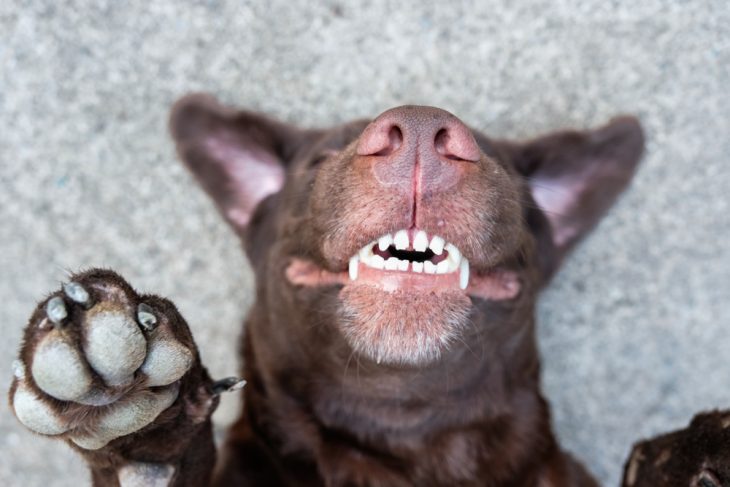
[623,410,730,487]
[9,95,645,486]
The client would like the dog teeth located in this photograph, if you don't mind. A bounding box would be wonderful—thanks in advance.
[413,230,429,252]
[349,256,359,281]
[370,254,385,269]
[393,230,409,250]
[444,243,461,264]
[459,259,470,290]
[377,234,392,251]
[385,257,399,271]
[429,236,445,255]
[348,230,468,287]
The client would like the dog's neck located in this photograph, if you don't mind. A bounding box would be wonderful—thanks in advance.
[241,293,555,485]
[247,283,545,428]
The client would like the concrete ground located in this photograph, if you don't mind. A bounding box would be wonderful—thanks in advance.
[1,1,728,485]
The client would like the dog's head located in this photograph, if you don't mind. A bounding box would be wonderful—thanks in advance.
[170,95,643,367]
[623,411,730,487]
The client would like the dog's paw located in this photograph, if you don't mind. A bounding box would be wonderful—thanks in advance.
[9,269,200,450]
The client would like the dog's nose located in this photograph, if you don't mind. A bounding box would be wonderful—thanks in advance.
[357,106,481,162]
[356,106,481,192]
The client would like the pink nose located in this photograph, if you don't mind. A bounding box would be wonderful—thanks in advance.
[355,106,482,197]
[357,106,481,163]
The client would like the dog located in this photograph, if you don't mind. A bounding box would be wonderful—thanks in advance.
[8,94,645,486]
[622,410,730,487]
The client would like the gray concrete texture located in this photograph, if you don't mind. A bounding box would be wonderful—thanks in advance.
[1,1,729,485]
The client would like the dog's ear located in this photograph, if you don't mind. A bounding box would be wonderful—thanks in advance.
[169,94,314,231]
[497,117,645,279]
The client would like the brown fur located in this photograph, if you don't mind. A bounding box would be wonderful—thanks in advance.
[622,410,730,487]
[11,95,646,486]
[169,95,643,486]
[9,269,218,487]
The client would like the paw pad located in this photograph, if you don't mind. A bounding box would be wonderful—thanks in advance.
[10,272,197,450]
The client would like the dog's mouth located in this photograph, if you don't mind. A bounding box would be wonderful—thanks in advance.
[286,228,521,302]
[285,227,523,365]
[348,229,469,290]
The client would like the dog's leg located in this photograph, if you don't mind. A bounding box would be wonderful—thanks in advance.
[8,269,238,486]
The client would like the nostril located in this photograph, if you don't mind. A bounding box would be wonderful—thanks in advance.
[434,127,481,162]
[371,126,403,157]
[434,129,458,160]
[357,122,404,157]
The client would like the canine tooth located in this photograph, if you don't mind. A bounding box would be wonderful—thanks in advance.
[378,234,393,251]
[370,254,385,269]
[397,259,409,271]
[46,297,67,325]
[412,262,424,273]
[459,258,470,290]
[413,231,429,252]
[359,243,375,260]
[393,230,409,250]
[436,260,450,274]
[445,243,461,264]
[349,256,359,280]
[385,257,399,271]
[429,236,445,255]
[424,261,437,274]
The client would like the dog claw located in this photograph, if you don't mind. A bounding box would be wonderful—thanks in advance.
[211,377,247,395]
[45,297,67,325]
[63,282,91,306]
[136,303,158,331]
[12,359,25,379]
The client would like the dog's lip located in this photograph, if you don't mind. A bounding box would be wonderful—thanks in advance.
[285,257,521,302]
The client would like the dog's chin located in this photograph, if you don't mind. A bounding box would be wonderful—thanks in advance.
[338,283,472,366]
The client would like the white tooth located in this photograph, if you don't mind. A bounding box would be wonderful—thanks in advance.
[459,258,470,290]
[370,254,385,270]
[359,242,375,260]
[413,231,428,252]
[349,256,359,281]
[378,234,393,251]
[393,230,409,250]
[385,257,399,271]
[412,262,424,273]
[436,260,450,274]
[445,243,461,263]
[397,259,409,271]
[429,236,445,255]
[424,261,437,274]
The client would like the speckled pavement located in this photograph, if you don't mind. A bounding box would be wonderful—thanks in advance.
[1,1,729,485]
